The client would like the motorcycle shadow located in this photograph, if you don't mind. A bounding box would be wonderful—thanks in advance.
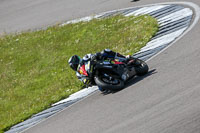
[131,0,140,2]
[102,69,157,95]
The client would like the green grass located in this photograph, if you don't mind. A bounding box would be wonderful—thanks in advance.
[0,15,158,132]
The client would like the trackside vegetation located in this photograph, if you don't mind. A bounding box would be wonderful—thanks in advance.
[0,15,158,132]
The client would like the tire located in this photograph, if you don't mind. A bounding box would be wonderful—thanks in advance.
[94,76,124,91]
[134,59,149,76]
[98,86,106,92]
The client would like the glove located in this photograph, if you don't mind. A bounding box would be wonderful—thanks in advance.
[91,54,96,61]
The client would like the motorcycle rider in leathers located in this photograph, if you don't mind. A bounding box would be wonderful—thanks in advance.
[68,49,133,91]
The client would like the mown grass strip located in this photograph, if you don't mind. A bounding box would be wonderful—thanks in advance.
[0,15,158,132]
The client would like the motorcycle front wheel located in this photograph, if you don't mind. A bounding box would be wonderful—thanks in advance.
[94,73,124,91]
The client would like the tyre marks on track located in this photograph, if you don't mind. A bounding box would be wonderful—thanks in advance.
[6,4,193,133]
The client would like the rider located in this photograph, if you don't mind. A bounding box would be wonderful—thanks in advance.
[68,49,133,91]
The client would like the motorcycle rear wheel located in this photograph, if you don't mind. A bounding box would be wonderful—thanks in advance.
[134,59,149,76]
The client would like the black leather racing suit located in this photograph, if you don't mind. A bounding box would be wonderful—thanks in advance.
[76,49,126,82]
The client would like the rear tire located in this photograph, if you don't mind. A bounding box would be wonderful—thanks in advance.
[134,59,149,76]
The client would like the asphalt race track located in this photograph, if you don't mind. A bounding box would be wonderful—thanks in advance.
[1,0,200,133]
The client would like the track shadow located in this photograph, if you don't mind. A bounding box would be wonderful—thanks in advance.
[131,0,140,2]
[102,69,157,95]
[125,69,157,88]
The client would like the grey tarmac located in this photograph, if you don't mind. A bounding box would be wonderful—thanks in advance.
[1,0,200,133]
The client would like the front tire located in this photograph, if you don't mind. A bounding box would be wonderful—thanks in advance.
[94,76,124,91]
[98,86,106,92]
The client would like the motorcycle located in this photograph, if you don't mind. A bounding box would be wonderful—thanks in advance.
[79,56,149,91]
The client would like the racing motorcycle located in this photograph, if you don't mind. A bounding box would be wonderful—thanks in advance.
[79,56,148,91]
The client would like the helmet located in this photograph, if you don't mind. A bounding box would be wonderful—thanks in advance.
[68,55,81,71]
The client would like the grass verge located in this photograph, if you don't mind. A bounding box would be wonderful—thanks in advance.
[0,15,158,132]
